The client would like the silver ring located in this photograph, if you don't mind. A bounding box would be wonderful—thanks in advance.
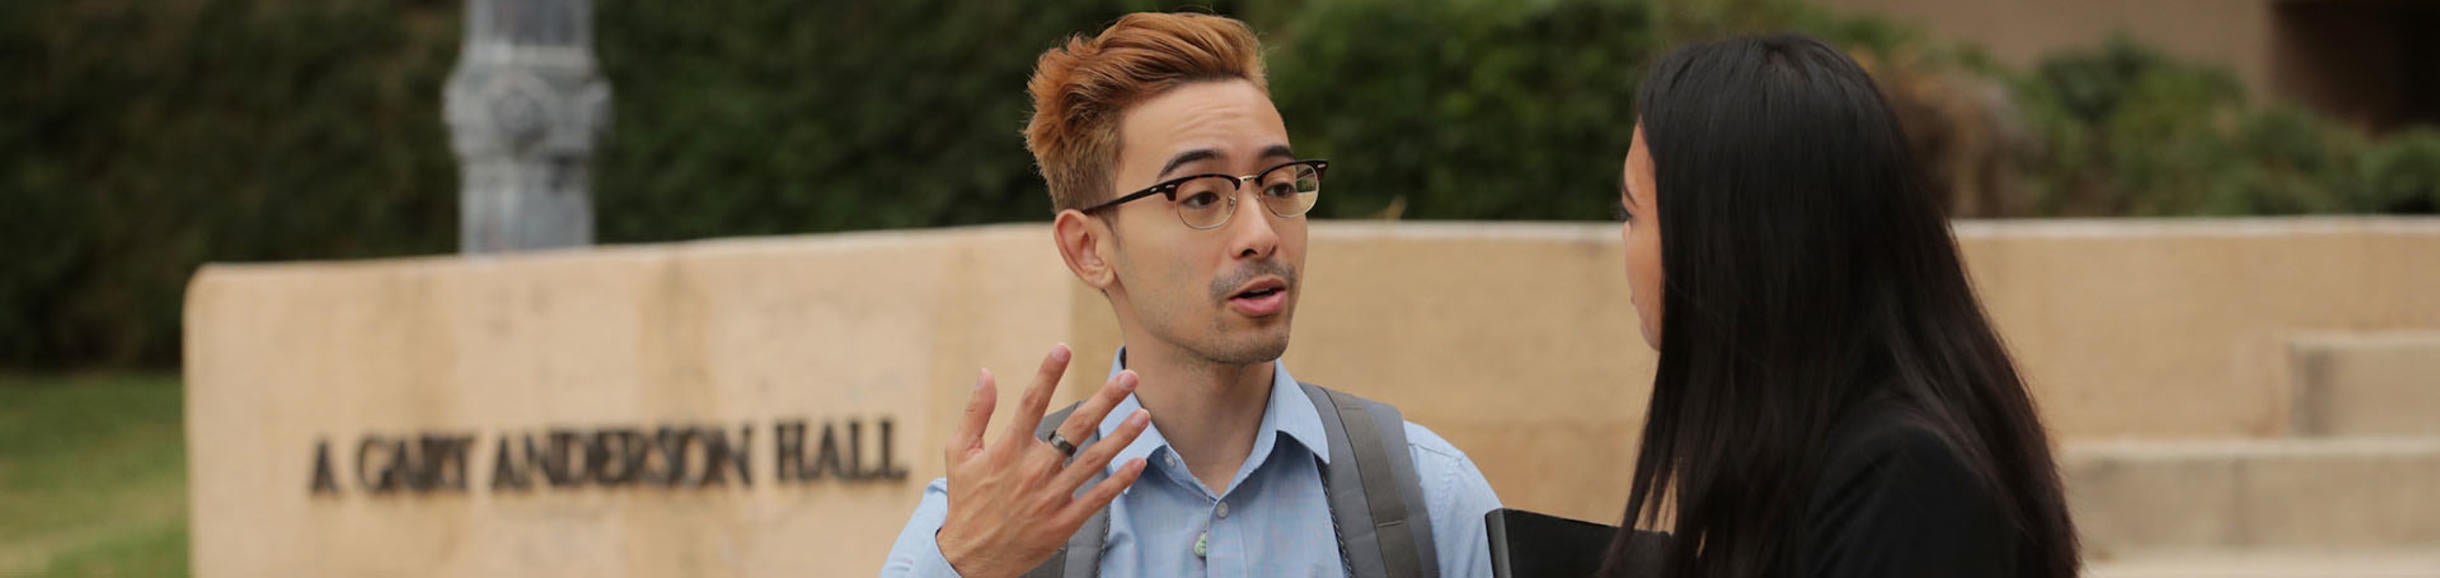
[1045,431,1079,458]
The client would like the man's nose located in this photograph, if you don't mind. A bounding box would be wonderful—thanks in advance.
[1226,188,1279,260]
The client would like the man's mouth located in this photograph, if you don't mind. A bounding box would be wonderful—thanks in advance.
[1225,278,1289,317]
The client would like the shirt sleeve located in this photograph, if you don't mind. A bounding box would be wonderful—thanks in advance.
[1802,425,2014,578]
[878,477,967,578]
[1405,422,1505,578]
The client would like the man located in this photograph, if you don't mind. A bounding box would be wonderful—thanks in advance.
[882,12,1500,577]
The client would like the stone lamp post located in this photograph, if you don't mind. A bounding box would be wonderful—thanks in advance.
[445,0,611,254]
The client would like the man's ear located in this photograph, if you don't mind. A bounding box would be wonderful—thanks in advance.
[1054,209,1119,291]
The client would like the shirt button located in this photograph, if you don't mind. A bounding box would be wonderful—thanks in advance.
[1166,453,1180,468]
[1216,502,1230,519]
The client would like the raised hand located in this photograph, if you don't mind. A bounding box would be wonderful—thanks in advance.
[935,344,1152,578]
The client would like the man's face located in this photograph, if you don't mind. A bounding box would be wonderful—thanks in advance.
[1099,79,1306,366]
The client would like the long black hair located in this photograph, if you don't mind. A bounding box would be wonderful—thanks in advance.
[1600,34,2077,578]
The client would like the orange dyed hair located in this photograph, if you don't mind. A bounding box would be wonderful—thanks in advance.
[1025,12,1269,212]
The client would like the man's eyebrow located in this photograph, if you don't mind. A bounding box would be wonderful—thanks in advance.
[1158,149,1222,180]
[1259,144,1295,162]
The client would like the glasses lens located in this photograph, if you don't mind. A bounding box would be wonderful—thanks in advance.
[1258,163,1321,218]
[1173,176,1237,229]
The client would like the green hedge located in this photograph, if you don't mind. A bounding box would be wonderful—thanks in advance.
[1267,0,1654,220]
[2012,37,2440,216]
[598,0,1203,240]
[1,0,461,368]
[2,0,2433,370]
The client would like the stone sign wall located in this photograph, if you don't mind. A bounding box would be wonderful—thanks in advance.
[184,219,2440,577]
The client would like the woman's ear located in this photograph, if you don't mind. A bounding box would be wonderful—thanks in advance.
[1054,210,1118,290]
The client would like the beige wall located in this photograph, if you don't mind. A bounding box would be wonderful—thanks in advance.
[185,228,1089,577]
[185,218,2440,577]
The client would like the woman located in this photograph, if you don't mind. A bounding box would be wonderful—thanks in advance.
[1600,34,2079,578]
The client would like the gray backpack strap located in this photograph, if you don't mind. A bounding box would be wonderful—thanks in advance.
[1022,402,1110,578]
[1302,382,1441,578]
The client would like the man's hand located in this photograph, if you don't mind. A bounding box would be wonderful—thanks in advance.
[936,344,1151,578]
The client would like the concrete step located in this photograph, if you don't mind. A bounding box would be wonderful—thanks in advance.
[2089,551,2440,578]
[2064,438,2440,559]
[2087,551,2440,578]
[2292,332,2440,437]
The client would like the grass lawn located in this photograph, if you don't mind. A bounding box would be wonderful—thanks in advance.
[0,373,188,578]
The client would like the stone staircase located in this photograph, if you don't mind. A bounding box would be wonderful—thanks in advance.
[2073,332,2440,577]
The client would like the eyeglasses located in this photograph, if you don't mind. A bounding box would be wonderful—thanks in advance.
[1081,160,1328,230]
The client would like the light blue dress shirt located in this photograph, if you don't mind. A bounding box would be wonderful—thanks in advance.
[881,350,1503,577]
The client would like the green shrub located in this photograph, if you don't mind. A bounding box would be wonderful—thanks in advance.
[2352,128,2440,213]
[0,0,460,368]
[1267,0,1655,219]
[1999,36,2440,218]
[593,0,1179,241]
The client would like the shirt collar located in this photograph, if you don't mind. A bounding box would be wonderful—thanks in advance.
[1093,346,1333,475]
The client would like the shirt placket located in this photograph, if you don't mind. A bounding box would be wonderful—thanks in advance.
[1159,446,1260,578]
[1150,448,1218,576]
[1202,494,1243,577]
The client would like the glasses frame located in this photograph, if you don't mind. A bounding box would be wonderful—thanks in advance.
[1080,159,1330,230]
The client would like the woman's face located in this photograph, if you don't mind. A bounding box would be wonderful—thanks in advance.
[1621,124,1664,349]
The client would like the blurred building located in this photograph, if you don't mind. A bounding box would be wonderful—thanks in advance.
[1815,0,2439,132]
